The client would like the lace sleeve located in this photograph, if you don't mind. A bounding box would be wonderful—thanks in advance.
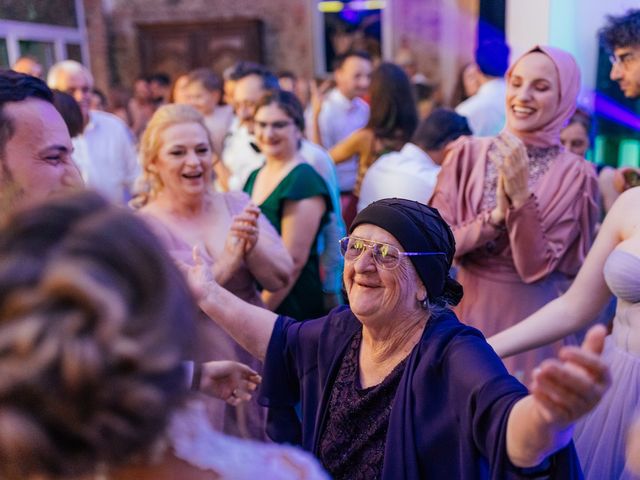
[168,400,329,480]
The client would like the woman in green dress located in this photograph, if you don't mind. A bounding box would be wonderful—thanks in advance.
[245,90,331,319]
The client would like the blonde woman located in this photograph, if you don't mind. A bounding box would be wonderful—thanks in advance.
[133,104,293,439]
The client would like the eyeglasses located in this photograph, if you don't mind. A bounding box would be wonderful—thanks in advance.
[339,236,446,270]
[254,120,293,130]
[609,51,637,70]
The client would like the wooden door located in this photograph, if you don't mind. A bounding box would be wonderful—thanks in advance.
[137,19,264,78]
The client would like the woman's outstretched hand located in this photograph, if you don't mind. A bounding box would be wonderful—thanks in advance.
[199,360,262,406]
[529,324,610,427]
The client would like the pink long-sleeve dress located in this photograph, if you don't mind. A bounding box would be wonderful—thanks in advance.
[140,191,286,440]
[430,136,599,380]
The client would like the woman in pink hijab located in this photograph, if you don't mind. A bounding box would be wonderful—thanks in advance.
[430,46,599,381]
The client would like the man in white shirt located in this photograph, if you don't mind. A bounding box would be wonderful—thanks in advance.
[358,108,471,211]
[47,61,138,204]
[455,40,510,137]
[219,63,279,191]
[313,51,372,219]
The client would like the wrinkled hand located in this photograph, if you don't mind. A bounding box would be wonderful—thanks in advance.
[494,132,530,208]
[199,360,262,406]
[529,325,610,428]
[229,203,260,255]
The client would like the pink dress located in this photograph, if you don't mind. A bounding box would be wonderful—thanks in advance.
[140,191,284,440]
[430,137,599,380]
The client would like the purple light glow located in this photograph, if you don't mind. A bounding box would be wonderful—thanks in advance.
[594,93,640,130]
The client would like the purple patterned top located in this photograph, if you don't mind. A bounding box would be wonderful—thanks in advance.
[318,330,408,480]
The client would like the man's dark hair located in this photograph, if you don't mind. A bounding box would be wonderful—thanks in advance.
[475,40,510,78]
[186,68,223,93]
[600,9,640,52]
[413,108,471,151]
[229,61,279,90]
[333,50,372,71]
[148,72,171,87]
[0,70,54,160]
[52,90,84,138]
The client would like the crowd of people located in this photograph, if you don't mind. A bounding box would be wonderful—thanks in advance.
[0,7,639,480]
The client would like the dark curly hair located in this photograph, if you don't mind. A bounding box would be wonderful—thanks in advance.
[599,9,640,52]
[0,191,196,479]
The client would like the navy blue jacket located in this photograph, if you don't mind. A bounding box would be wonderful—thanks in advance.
[259,306,583,479]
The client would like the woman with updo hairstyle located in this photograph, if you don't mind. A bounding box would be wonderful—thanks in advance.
[0,191,327,480]
[134,103,293,439]
[244,89,331,320]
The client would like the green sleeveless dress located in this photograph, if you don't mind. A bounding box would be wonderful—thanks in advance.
[244,163,332,320]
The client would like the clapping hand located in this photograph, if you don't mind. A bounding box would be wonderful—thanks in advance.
[493,132,531,209]
[529,325,610,428]
[229,203,260,255]
[199,360,262,406]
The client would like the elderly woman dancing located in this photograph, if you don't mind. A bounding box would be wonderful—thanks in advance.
[430,46,599,381]
[187,198,609,479]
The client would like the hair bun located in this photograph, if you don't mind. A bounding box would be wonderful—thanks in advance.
[440,276,463,306]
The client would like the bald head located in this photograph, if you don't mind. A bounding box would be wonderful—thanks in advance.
[12,57,43,79]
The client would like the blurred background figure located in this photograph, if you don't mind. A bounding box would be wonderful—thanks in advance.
[413,80,440,120]
[450,62,482,108]
[358,107,470,211]
[47,60,138,204]
[220,62,278,191]
[311,50,372,226]
[180,68,234,155]
[0,190,327,480]
[560,108,592,157]
[148,72,171,107]
[127,76,155,138]
[12,55,43,79]
[394,47,429,86]
[455,40,510,137]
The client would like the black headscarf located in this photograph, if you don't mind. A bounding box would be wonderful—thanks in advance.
[350,198,463,306]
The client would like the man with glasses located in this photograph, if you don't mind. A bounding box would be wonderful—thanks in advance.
[218,62,279,191]
[601,9,640,98]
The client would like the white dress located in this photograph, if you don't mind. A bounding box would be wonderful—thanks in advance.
[167,400,329,479]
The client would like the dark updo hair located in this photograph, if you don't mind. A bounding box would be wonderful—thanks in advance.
[254,89,305,132]
[0,191,196,479]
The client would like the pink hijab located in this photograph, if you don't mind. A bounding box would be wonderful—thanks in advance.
[505,45,581,148]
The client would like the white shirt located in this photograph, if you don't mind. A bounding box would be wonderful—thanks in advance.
[221,117,265,191]
[300,140,346,295]
[315,88,369,192]
[357,143,440,212]
[72,110,139,204]
[203,104,234,155]
[455,78,506,137]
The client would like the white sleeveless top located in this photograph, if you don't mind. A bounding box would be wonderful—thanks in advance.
[167,401,329,479]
